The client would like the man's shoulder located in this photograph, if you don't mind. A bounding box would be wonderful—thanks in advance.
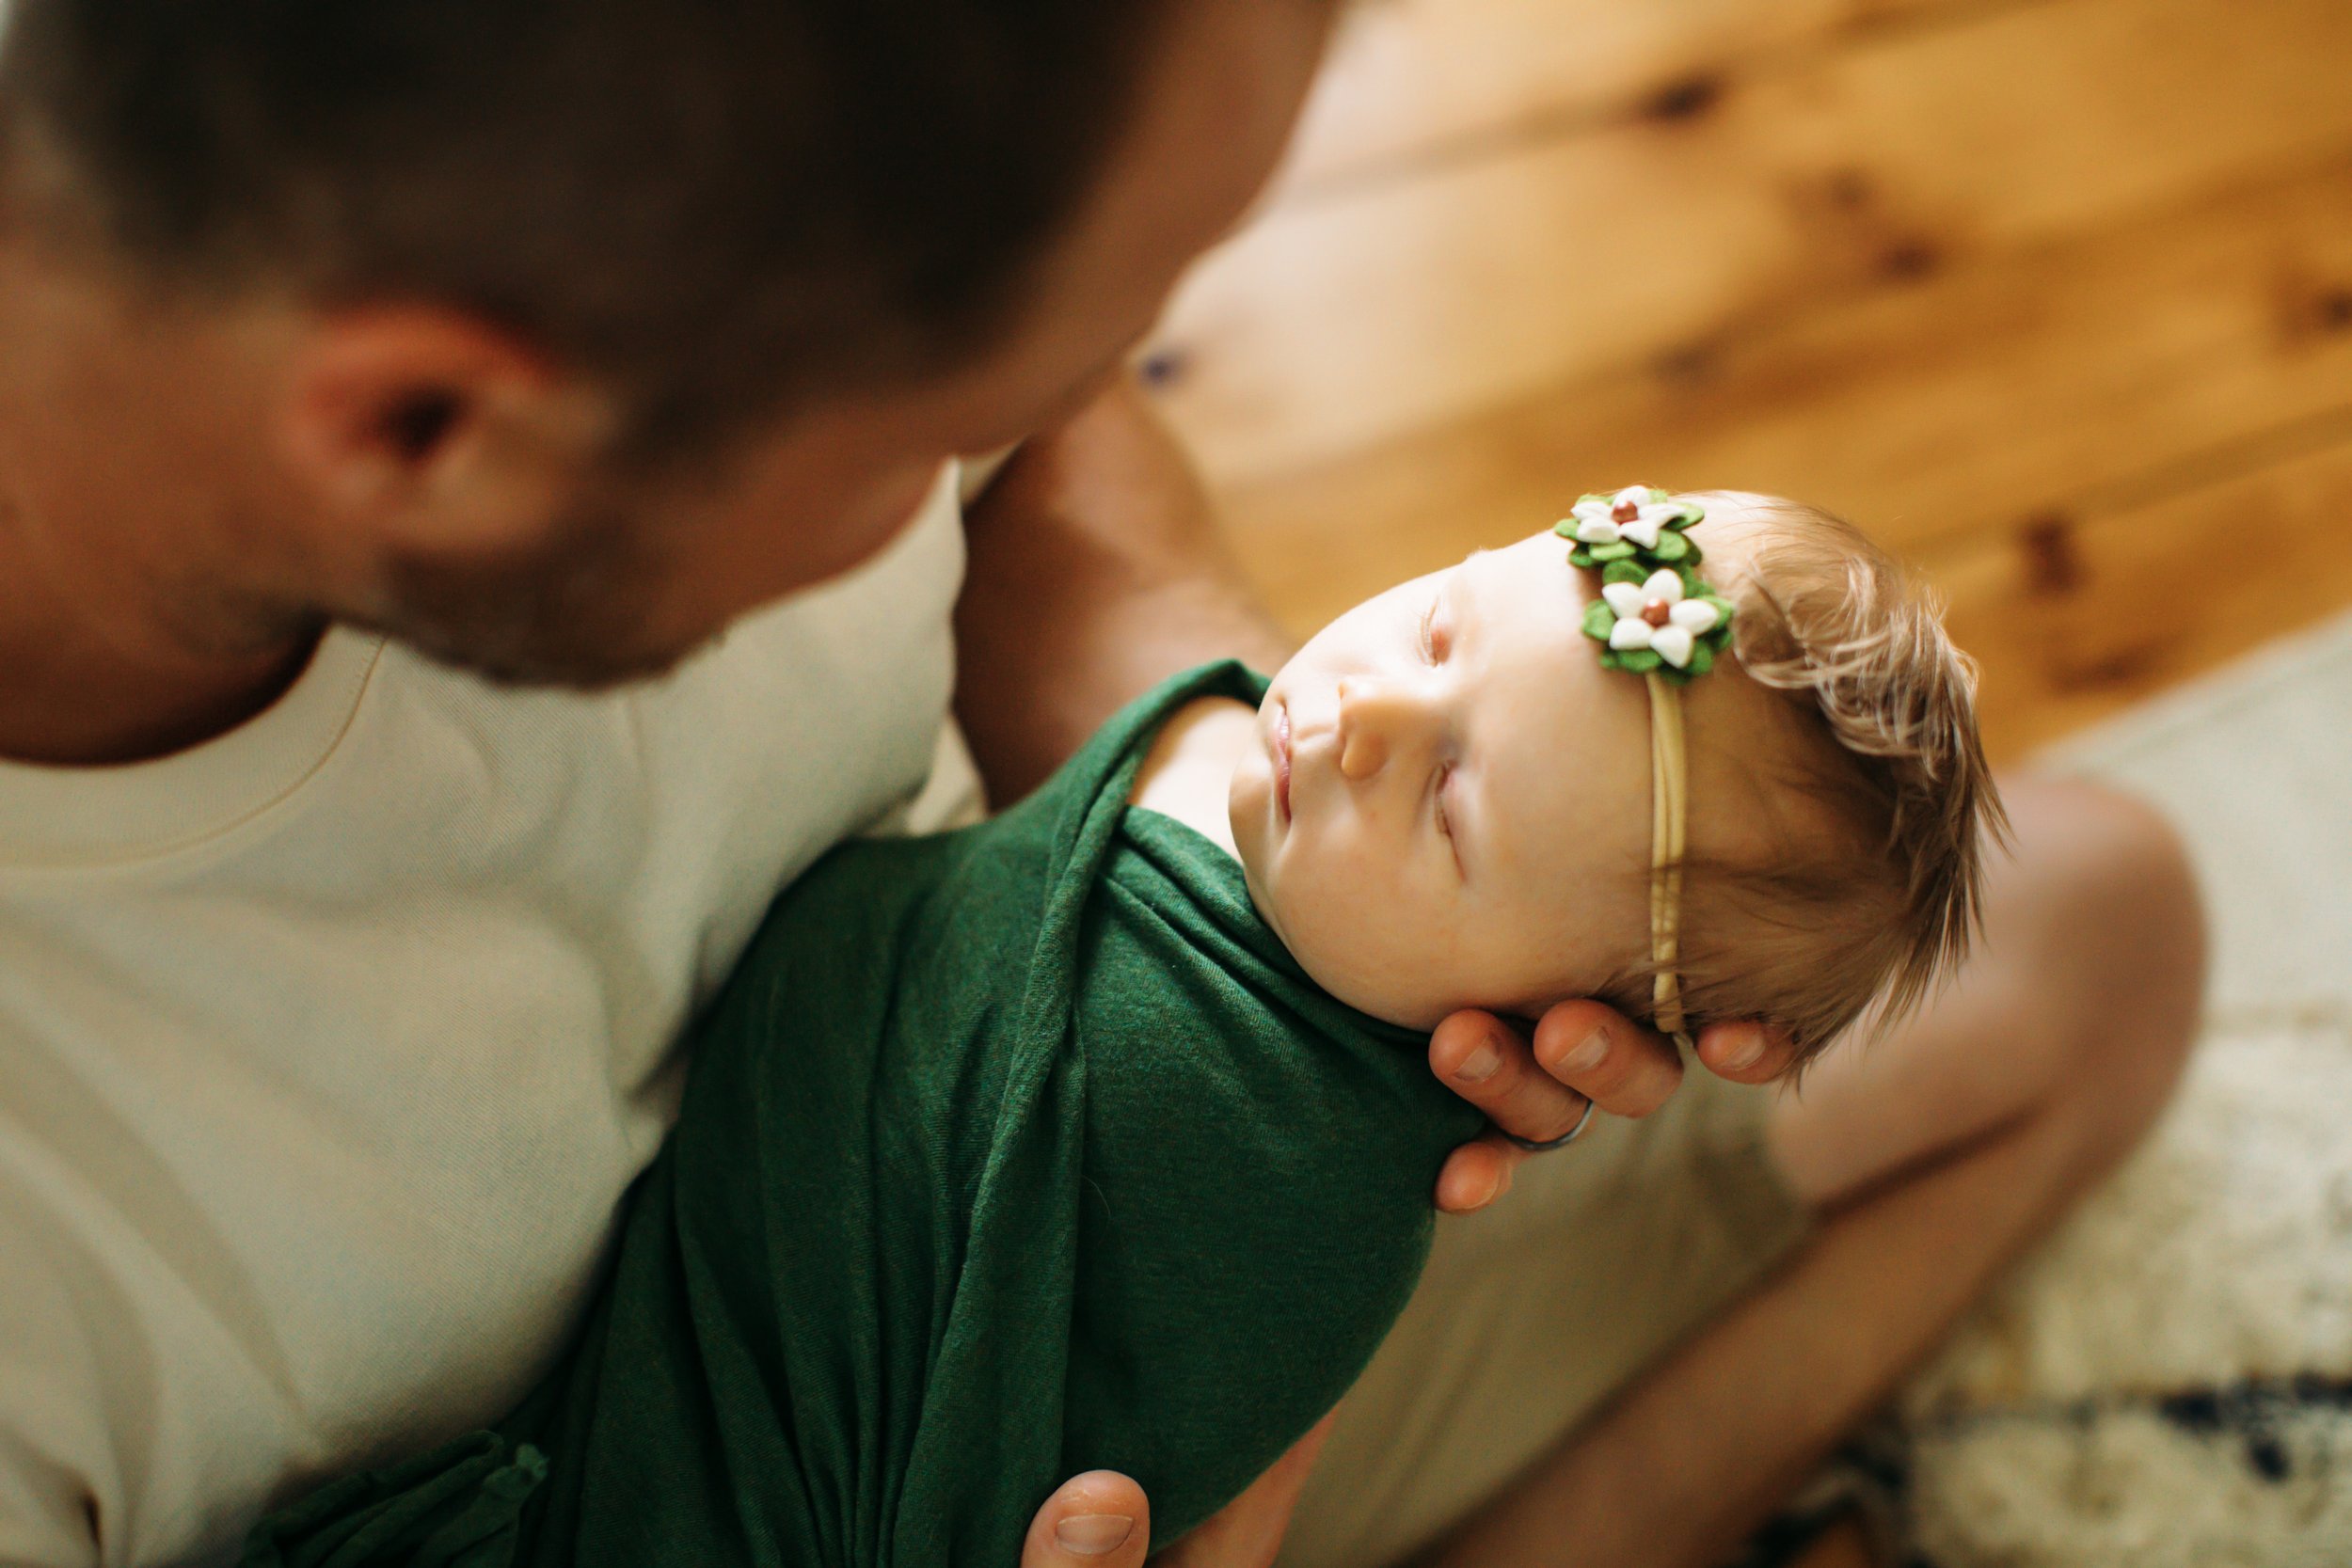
[0,466,973,1568]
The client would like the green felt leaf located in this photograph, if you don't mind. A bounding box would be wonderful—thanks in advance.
[1670,501,1707,526]
[1685,641,1715,676]
[1617,648,1663,673]
[1581,600,1616,641]
[1568,546,1597,569]
[1651,531,1690,562]
[1552,517,1581,541]
[1601,558,1649,586]
[1588,540,1637,562]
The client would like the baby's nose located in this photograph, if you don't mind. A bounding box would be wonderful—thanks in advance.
[1339,721,1387,781]
[1336,676,1427,780]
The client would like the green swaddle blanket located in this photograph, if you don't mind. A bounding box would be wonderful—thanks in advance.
[245,660,1486,1568]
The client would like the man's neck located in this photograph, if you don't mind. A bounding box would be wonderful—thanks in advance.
[0,220,326,766]
[0,499,319,768]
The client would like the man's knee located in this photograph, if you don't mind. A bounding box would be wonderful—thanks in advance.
[1766,776,2203,1208]
[1999,775,2206,1154]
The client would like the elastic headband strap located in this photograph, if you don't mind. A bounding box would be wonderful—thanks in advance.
[1646,674,1692,1050]
[1559,485,1734,1051]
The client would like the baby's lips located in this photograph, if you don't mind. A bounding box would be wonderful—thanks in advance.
[1273,704,1294,821]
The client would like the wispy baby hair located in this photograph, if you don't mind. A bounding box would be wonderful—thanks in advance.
[1667,492,2009,1064]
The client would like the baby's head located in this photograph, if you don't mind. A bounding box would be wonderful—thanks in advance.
[1227,490,2004,1068]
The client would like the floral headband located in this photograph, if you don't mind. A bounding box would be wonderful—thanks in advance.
[1557,486,1736,1052]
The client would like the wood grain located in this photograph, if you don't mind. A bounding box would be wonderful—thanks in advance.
[1152,0,2352,486]
[1934,420,2352,758]
[1282,0,1972,194]
[1207,157,2352,645]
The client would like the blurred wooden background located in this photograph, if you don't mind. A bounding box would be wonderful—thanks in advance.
[1144,0,2352,763]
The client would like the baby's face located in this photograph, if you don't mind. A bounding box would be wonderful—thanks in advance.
[1229,531,1653,1028]
[1228,519,1797,1030]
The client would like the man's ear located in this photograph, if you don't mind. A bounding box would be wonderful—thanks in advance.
[276,307,615,559]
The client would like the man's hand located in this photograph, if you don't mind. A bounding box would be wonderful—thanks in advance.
[1427,1001,1799,1212]
[1019,1418,1336,1568]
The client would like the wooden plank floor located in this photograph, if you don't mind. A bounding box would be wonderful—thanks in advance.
[1148,0,2352,765]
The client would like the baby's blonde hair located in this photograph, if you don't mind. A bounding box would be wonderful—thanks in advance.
[1631,494,2008,1067]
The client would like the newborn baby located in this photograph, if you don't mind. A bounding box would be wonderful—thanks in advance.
[1148,488,1995,1053]
[245,491,1998,1568]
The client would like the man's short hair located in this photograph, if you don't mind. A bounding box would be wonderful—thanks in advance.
[0,0,1178,450]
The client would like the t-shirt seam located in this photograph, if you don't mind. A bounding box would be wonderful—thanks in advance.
[0,637,387,880]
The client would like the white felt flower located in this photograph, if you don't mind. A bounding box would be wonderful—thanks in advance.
[1570,486,1690,550]
[1600,569,1723,669]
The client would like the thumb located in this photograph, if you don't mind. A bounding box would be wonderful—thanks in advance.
[1022,1469,1152,1568]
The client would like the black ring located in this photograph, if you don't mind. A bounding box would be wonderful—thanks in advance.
[1500,1096,1597,1152]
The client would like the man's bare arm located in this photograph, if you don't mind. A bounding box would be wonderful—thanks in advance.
[954,372,1293,805]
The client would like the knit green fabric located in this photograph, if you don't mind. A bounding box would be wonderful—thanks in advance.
[244,660,1485,1568]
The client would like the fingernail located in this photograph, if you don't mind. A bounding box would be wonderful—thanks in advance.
[1056,1515,1136,1556]
[1455,1044,1502,1084]
[1563,1030,1608,1075]
[1724,1026,1766,1070]
[1449,1170,1500,1212]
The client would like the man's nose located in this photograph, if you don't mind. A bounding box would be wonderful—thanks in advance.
[1336,675,1437,781]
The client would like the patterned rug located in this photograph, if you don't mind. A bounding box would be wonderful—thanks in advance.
[1816,613,2352,1566]
[1896,1007,2352,1566]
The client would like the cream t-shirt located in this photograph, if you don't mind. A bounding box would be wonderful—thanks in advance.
[0,467,982,1566]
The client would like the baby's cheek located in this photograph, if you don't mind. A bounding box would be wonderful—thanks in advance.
[1288,872,1472,1028]
[1386,896,1507,1020]
[1343,878,1549,1022]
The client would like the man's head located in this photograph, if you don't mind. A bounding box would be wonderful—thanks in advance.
[0,0,1335,684]
[1229,496,2003,1062]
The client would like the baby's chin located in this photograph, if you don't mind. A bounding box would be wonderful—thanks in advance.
[1225,736,1276,880]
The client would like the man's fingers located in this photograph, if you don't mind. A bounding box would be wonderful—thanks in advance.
[1022,1470,1150,1568]
[1435,1132,1526,1214]
[1430,1010,1594,1145]
[1694,1019,1799,1084]
[1530,1000,1683,1118]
